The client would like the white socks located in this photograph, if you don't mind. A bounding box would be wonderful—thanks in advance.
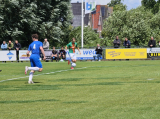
[28,67,39,71]
[28,67,39,82]
[29,72,34,81]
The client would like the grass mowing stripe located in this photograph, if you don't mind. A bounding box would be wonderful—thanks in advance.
[1,61,160,118]
[0,67,88,83]
[0,99,59,104]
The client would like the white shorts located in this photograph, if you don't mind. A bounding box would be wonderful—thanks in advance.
[70,53,76,60]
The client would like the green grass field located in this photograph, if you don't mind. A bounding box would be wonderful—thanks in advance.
[0,60,160,119]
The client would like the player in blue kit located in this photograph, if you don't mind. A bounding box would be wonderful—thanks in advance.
[25,34,46,84]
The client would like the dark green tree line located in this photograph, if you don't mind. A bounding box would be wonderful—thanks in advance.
[102,6,160,46]
[0,0,73,48]
[142,0,160,14]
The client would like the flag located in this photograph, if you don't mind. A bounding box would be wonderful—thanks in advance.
[85,0,96,14]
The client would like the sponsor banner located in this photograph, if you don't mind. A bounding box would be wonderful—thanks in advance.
[19,50,31,61]
[66,49,102,60]
[106,49,147,59]
[0,50,16,61]
[147,48,160,58]
[18,49,101,61]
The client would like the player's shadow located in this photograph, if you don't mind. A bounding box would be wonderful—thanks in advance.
[33,82,41,84]
[24,82,41,84]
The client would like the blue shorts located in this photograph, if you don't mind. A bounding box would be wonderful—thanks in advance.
[30,55,42,68]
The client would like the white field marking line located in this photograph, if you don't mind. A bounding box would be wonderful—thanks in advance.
[0,67,88,83]
[147,79,154,81]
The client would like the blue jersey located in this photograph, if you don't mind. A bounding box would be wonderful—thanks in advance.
[28,41,43,57]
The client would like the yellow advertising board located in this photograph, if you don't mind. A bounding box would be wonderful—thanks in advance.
[106,49,147,59]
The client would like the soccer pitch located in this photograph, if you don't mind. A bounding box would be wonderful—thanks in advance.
[0,60,160,119]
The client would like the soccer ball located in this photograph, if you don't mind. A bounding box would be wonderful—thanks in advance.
[72,63,76,67]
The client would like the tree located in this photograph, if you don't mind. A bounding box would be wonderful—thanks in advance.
[69,27,101,47]
[142,0,156,9]
[142,0,160,14]
[152,3,160,14]
[0,0,73,48]
[107,0,123,7]
[102,6,160,46]
[107,0,126,12]
[114,4,127,11]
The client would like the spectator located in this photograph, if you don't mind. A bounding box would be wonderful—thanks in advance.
[43,38,49,50]
[1,41,7,63]
[113,36,121,48]
[148,37,156,48]
[1,41,8,50]
[93,44,103,61]
[113,36,121,61]
[59,47,66,62]
[123,38,131,48]
[51,47,58,62]
[14,40,21,62]
[123,38,130,61]
[7,40,14,50]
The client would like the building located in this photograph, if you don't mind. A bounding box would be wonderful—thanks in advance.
[71,3,89,28]
[89,5,113,37]
[71,3,113,37]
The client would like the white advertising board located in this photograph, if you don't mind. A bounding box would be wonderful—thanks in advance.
[147,48,160,58]
[66,49,102,60]
[19,50,31,61]
[17,49,102,61]
[0,50,16,61]
[147,48,160,53]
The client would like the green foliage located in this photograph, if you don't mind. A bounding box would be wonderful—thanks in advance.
[69,27,102,47]
[0,0,73,47]
[1,61,160,118]
[152,2,160,14]
[107,0,123,7]
[142,0,160,14]
[107,0,126,12]
[102,6,160,46]
[114,4,127,12]
[142,0,157,9]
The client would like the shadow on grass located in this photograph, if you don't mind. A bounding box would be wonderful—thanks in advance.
[0,99,59,104]
[52,80,160,87]
[53,78,83,82]
[63,101,87,104]
[0,85,62,91]
[24,82,42,84]
[52,82,124,87]
[0,82,123,91]
[132,81,160,83]
[1,80,159,91]
[68,82,123,86]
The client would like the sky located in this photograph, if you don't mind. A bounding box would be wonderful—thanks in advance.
[71,0,142,10]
